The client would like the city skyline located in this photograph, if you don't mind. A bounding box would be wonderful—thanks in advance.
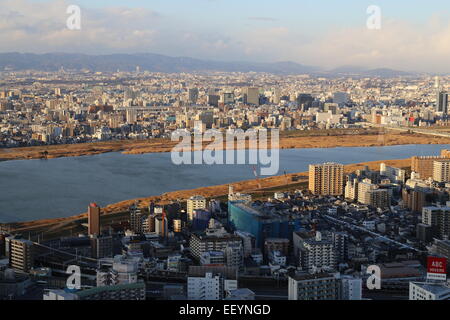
[1,0,449,73]
[2,0,450,304]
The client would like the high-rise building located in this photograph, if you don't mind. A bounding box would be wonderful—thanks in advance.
[189,228,242,261]
[309,163,344,196]
[222,92,235,105]
[332,232,349,263]
[333,92,349,105]
[367,189,390,209]
[187,196,207,221]
[155,213,168,238]
[416,223,434,243]
[357,179,377,205]
[436,91,449,114]
[296,93,314,110]
[88,203,101,236]
[191,209,211,231]
[411,150,450,180]
[91,235,113,259]
[9,238,34,272]
[189,88,199,105]
[129,205,144,234]
[173,219,182,233]
[223,243,244,269]
[126,109,137,124]
[243,87,259,106]
[380,163,406,183]
[344,177,359,201]
[293,232,336,272]
[422,206,450,239]
[433,160,450,183]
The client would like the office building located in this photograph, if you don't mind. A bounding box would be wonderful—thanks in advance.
[296,93,314,110]
[437,91,449,114]
[243,87,259,106]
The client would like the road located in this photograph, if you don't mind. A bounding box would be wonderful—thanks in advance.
[323,214,421,252]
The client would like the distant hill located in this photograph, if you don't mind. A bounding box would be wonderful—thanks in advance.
[0,52,319,74]
[328,66,416,77]
[0,52,418,77]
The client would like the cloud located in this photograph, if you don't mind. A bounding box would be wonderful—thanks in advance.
[0,0,449,73]
[247,17,278,22]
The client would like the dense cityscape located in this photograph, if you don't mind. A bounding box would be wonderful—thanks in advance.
[1,0,449,311]
[0,70,449,301]
[0,71,449,148]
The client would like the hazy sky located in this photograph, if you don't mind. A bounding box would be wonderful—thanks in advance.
[1,0,450,72]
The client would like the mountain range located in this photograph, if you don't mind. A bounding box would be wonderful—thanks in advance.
[0,52,416,77]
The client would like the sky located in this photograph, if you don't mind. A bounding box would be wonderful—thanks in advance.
[0,0,449,72]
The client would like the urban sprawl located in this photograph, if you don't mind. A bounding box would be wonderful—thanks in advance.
[0,70,450,301]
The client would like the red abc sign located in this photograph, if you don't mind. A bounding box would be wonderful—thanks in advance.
[427,257,447,274]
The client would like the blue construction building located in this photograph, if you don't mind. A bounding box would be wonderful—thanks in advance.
[228,201,302,248]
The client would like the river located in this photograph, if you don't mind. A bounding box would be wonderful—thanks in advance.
[0,144,448,222]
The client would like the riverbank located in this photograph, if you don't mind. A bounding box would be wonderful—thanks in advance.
[1,129,450,162]
[3,157,411,236]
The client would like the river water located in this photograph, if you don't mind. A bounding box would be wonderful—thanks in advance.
[0,144,448,222]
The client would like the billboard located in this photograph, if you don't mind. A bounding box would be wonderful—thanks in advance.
[427,257,447,281]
